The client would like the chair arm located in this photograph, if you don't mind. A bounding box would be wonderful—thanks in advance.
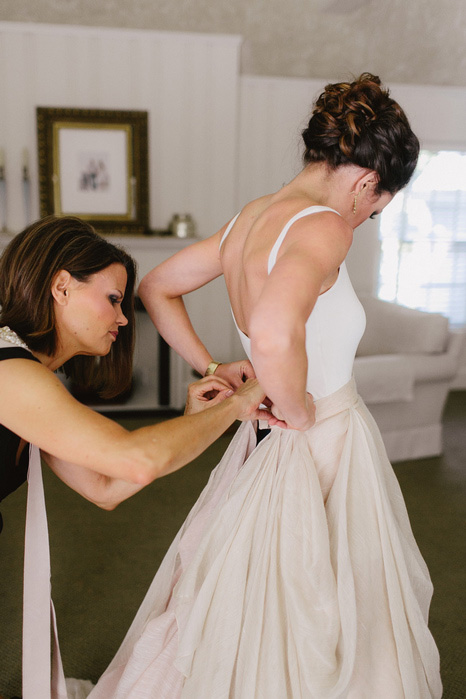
[357,295,450,357]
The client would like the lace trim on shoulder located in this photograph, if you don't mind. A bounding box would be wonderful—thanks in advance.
[0,326,29,350]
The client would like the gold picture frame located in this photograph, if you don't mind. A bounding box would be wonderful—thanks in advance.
[37,107,149,235]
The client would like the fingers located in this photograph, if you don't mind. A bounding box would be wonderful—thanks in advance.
[252,408,276,422]
[200,375,232,390]
[266,416,289,429]
[184,386,234,415]
[195,386,233,402]
[185,376,234,415]
[240,360,256,380]
[205,388,232,406]
[270,404,285,421]
[215,360,256,388]
[187,375,232,396]
[237,379,266,404]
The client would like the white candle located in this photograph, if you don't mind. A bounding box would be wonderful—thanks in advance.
[22,147,29,170]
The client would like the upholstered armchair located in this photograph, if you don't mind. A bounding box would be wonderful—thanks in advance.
[354,296,464,462]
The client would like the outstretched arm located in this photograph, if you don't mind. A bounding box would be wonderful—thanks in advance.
[0,360,269,494]
[41,374,239,510]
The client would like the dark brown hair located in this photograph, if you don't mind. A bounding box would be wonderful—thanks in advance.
[0,215,136,398]
[302,73,420,194]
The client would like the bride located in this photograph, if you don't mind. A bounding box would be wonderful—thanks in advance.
[86,73,442,698]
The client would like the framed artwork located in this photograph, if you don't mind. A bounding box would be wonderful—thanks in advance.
[37,107,149,235]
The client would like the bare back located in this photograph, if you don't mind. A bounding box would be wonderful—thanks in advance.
[219,195,345,337]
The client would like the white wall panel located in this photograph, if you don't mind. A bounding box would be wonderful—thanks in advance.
[0,21,243,365]
[0,21,242,236]
[237,76,324,208]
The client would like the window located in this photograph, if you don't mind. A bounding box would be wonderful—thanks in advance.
[377,150,466,328]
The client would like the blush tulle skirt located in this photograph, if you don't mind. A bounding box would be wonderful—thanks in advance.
[78,379,441,698]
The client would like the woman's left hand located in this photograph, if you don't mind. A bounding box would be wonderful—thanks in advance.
[214,359,255,389]
[184,375,235,415]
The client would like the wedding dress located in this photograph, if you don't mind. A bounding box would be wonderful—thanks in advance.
[83,207,442,698]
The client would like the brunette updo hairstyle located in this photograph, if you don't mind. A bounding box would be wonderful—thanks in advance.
[302,73,419,194]
[0,215,136,399]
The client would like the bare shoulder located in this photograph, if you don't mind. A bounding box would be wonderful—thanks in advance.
[281,208,353,259]
[292,207,352,237]
[0,356,71,404]
[0,355,126,466]
[0,357,78,426]
[0,354,51,382]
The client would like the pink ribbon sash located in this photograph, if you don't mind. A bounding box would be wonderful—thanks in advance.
[23,444,68,699]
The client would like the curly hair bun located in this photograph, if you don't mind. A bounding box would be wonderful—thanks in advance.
[302,73,419,194]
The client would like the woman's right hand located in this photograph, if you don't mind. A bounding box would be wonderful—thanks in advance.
[184,375,235,415]
[185,376,270,424]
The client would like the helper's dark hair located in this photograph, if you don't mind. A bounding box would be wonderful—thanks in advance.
[0,215,136,398]
[301,73,420,194]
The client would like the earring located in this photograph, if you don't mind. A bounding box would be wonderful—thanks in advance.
[351,182,368,214]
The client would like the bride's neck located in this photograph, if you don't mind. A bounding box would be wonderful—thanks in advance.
[286,162,362,214]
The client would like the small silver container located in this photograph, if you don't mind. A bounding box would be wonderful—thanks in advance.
[169,213,196,238]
